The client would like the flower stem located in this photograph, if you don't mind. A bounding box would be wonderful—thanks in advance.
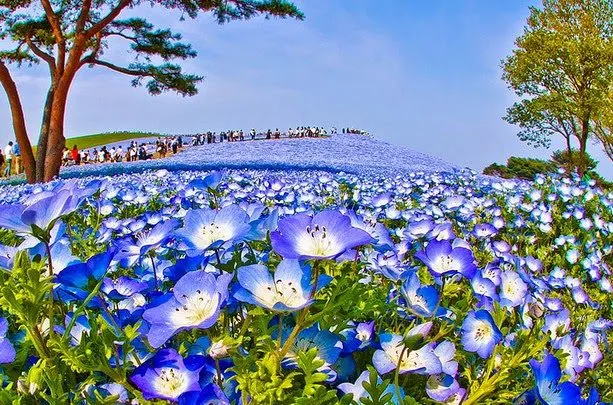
[278,310,306,360]
[44,242,55,344]
[309,261,320,298]
[149,254,159,291]
[214,358,223,386]
[394,345,408,404]
[277,313,284,347]
[25,324,50,358]
[63,278,105,341]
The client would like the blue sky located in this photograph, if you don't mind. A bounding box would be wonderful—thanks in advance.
[1,0,611,177]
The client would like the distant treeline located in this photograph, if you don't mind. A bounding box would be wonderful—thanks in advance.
[484,149,612,190]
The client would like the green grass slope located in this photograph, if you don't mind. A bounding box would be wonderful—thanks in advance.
[65,131,163,150]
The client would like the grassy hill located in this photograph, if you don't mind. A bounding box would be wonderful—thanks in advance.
[65,131,163,150]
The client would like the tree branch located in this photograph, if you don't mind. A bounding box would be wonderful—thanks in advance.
[75,0,93,34]
[87,59,148,76]
[40,0,64,44]
[25,35,55,72]
[39,0,66,74]
[85,0,132,39]
[104,31,138,42]
[78,33,103,67]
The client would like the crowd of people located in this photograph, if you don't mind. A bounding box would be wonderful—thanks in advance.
[191,126,333,145]
[343,127,370,135]
[61,136,185,167]
[1,127,370,176]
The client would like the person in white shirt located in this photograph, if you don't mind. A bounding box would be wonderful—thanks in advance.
[3,142,13,177]
[62,148,70,165]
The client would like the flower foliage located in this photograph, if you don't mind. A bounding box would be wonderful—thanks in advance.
[0,167,610,404]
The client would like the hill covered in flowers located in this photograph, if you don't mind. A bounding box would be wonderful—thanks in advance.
[60,134,461,179]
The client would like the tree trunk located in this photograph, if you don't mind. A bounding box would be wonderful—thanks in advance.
[42,43,87,182]
[564,133,573,175]
[0,62,36,183]
[36,86,55,182]
[43,86,69,182]
[578,117,590,177]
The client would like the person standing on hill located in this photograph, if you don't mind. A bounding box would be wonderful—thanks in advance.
[12,141,21,175]
[71,145,80,165]
[3,141,13,177]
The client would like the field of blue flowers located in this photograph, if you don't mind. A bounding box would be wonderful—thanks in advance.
[59,134,459,180]
[0,158,611,403]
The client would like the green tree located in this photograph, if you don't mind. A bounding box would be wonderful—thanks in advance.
[593,87,613,160]
[502,0,613,175]
[0,1,303,183]
[550,148,598,172]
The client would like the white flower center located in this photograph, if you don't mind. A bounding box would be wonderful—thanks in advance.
[197,222,234,249]
[295,224,341,257]
[503,282,517,297]
[407,292,428,312]
[356,331,370,341]
[153,368,189,398]
[434,255,455,272]
[389,346,421,371]
[171,291,219,327]
[474,320,493,341]
[257,279,307,309]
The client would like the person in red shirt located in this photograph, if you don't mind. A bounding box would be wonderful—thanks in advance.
[71,145,81,165]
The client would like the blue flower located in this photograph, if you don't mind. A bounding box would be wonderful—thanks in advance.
[368,251,410,282]
[372,327,442,375]
[114,219,179,267]
[178,384,230,405]
[529,352,582,405]
[270,210,372,260]
[0,317,15,364]
[0,183,93,240]
[187,171,223,191]
[513,390,537,405]
[434,341,458,376]
[55,250,115,304]
[0,244,18,271]
[129,348,206,402]
[175,205,251,254]
[470,271,499,304]
[98,383,129,403]
[101,276,148,301]
[460,310,502,359]
[472,223,497,238]
[279,324,343,382]
[542,309,571,340]
[346,210,394,249]
[337,370,404,404]
[143,271,232,347]
[415,239,477,278]
[400,272,444,317]
[425,374,461,402]
[340,321,376,354]
[499,271,528,308]
[234,260,331,312]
